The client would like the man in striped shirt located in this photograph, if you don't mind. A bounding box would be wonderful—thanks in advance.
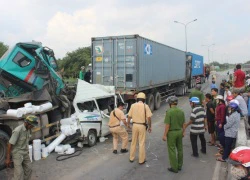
[184,97,207,157]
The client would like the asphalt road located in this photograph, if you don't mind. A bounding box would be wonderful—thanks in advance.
[0,71,229,180]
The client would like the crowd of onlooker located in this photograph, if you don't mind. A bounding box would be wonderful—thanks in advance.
[189,64,250,179]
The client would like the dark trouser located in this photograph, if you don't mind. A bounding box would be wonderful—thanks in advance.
[216,124,225,148]
[190,133,206,156]
[222,137,236,160]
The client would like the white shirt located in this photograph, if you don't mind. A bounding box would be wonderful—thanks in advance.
[224,90,232,101]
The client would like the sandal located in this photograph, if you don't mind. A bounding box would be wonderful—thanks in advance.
[216,157,226,162]
[215,152,222,157]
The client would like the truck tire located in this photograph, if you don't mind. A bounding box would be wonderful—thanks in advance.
[0,130,10,170]
[154,92,161,110]
[88,130,97,147]
[147,94,154,112]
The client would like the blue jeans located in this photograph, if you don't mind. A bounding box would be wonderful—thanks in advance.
[222,137,235,160]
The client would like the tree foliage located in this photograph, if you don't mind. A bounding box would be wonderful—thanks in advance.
[57,46,91,78]
[0,42,8,58]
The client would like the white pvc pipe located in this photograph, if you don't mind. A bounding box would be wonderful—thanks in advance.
[46,134,66,154]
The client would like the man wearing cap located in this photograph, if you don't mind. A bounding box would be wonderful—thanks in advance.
[108,102,129,154]
[79,66,85,80]
[162,96,185,173]
[128,92,152,164]
[5,115,38,180]
[184,97,207,157]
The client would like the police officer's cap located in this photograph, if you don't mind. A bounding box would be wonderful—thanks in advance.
[137,92,146,99]
[25,115,38,127]
[166,96,178,104]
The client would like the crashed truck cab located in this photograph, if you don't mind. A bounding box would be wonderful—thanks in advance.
[73,80,126,147]
[0,42,72,169]
[0,42,64,97]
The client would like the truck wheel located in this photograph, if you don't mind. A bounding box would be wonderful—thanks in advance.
[154,92,161,110]
[0,130,10,170]
[88,130,97,147]
[147,94,155,112]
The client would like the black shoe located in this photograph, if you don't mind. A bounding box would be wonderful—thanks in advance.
[168,168,178,173]
[200,149,206,154]
[191,154,199,158]
[129,160,134,163]
[139,160,147,165]
[113,150,117,154]
[120,149,128,153]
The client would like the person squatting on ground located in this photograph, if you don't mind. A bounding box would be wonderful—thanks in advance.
[5,115,38,180]
[162,96,185,173]
[205,93,216,146]
[127,92,152,164]
[215,95,226,156]
[184,97,207,157]
[227,146,250,180]
[108,102,129,154]
[216,102,240,162]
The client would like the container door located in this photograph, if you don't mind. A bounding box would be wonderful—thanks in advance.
[92,39,114,86]
[113,38,137,89]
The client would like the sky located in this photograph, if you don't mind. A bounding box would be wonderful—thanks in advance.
[1,0,250,64]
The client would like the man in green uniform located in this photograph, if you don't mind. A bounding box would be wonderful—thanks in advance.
[189,84,204,106]
[79,66,85,80]
[5,115,38,180]
[162,96,185,173]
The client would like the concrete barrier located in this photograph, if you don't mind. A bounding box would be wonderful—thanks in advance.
[235,118,248,147]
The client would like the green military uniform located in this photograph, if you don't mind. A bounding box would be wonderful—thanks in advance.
[9,124,32,180]
[79,70,85,80]
[189,89,204,105]
[164,107,185,172]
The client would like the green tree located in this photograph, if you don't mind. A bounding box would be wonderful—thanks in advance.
[0,42,8,58]
[58,46,91,78]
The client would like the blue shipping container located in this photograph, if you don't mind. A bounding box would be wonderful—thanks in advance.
[187,52,204,77]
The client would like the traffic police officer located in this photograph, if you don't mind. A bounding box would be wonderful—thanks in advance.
[128,92,152,164]
[5,115,38,180]
[108,102,129,154]
[162,96,185,173]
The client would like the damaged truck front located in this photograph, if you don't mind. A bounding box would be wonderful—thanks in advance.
[0,42,73,169]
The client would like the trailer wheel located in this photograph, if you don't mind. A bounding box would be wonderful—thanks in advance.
[154,92,161,110]
[147,94,155,112]
[88,130,97,147]
[0,130,10,170]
